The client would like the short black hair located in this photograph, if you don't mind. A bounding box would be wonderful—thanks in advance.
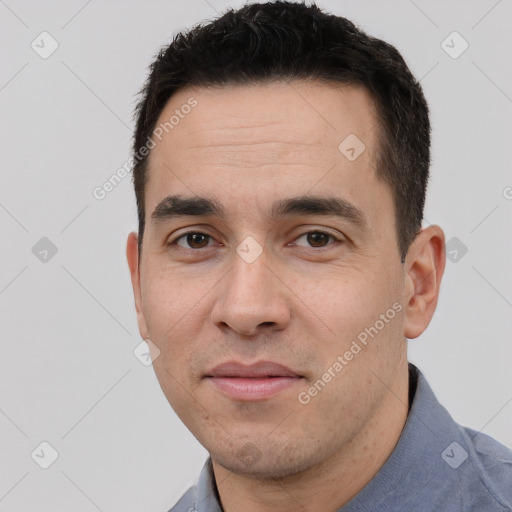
[132,1,431,263]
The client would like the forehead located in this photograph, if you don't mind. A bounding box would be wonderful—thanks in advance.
[152,80,379,157]
[144,80,389,229]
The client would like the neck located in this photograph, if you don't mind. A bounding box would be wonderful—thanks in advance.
[212,362,410,512]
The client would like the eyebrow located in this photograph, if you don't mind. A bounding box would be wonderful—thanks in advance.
[150,194,368,230]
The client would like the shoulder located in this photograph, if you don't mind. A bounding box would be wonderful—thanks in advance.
[166,484,196,512]
[407,365,512,511]
[459,425,512,510]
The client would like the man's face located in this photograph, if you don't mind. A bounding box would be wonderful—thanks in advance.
[128,81,410,478]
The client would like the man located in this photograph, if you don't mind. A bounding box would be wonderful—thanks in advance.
[126,2,512,511]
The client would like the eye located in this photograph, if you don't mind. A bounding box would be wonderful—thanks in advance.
[171,232,214,249]
[292,230,341,248]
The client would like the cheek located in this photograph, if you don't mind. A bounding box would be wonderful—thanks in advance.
[140,267,231,379]
[303,272,382,336]
[142,265,200,325]
[307,266,404,372]
[140,274,197,362]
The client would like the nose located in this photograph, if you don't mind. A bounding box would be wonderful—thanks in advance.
[210,252,291,336]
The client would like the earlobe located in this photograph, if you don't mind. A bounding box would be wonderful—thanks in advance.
[403,225,446,339]
[126,232,149,340]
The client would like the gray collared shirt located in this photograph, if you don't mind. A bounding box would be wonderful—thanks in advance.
[168,364,512,511]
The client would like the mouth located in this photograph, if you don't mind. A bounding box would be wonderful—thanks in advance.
[205,361,304,401]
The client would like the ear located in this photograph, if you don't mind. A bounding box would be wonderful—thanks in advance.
[126,232,149,340]
[403,225,446,339]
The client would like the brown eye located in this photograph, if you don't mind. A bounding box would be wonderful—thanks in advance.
[294,230,338,248]
[307,232,330,247]
[175,232,212,249]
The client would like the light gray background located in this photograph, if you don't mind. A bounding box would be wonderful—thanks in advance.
[1,0,511,510]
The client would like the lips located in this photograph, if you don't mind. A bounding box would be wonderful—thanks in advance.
[207,361,301,379]
[205,361,303,401]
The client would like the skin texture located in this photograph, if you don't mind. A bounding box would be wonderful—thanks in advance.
[126,80,446,512]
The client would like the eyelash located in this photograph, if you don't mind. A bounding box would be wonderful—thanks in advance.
[168,230,342,250]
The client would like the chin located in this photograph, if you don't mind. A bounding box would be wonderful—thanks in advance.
[211,440,321,479]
